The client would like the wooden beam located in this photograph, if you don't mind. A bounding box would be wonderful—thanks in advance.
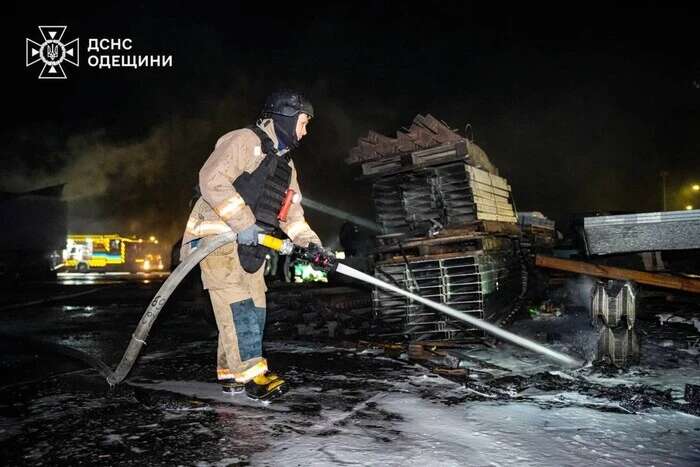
[535,255,700,294]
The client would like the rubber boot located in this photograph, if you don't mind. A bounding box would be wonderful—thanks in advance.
[245,372,286,401]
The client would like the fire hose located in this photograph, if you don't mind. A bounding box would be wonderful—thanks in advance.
[107,233,580,386]
[107,231,236,385]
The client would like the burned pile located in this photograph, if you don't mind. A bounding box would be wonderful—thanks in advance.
[348,114,514,234]
[347,115,525,343]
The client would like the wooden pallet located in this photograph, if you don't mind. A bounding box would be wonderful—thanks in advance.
[374,224,519,259]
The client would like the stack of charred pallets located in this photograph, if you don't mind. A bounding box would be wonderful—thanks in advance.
[347,115,523,343]
[348,114,516,234]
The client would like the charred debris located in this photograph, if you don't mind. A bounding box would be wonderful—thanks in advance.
[269,114,555,350]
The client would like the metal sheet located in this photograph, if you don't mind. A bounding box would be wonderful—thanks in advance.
[584,209,700,255]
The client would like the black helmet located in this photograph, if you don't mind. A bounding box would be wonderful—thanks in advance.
[262,91,314,119]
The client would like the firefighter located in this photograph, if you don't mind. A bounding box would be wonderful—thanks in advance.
[180,91,323,400]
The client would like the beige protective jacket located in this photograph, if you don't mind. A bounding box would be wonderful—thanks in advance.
[180,119,321,304]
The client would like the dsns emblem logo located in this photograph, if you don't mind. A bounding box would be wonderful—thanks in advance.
[26,26,79,79]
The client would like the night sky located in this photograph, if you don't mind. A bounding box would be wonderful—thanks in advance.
[4,2,699,247]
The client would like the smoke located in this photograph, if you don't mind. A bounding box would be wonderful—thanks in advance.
[2,111,219,247]
[564,274,596,312]
[16,73,674,252]
[301,196,381,233]
[559,275,599,361]
[50,130,166,201]
[0,81,393,250]
[291,89,399,242]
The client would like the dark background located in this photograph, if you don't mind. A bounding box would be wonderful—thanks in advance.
[4,2,699,248]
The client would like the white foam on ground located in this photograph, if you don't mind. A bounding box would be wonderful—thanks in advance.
[247,336,700,466]
[253,390,700,466]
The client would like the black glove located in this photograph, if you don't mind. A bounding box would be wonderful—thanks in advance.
[237,224,264,246]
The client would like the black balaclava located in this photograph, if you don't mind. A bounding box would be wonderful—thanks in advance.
[261,91,313,151]
[270,114,299,151]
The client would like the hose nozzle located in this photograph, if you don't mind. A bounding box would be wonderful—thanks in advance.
[296,242,337,272]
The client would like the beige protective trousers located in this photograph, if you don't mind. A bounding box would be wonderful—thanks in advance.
[200,243,269,383]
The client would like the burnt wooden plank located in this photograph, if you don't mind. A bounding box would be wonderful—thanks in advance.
[535,255,700,293]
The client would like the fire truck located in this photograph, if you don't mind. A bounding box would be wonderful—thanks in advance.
[62,234,164,273]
